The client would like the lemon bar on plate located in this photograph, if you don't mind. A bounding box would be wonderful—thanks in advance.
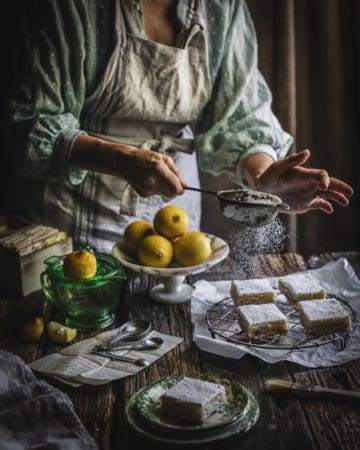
[237,303,288,340]
[278,273,326,307]
[159,376,226,424]
[298,298,351,335]
[230,279,275,306]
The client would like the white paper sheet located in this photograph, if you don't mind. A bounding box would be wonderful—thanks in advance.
[30,330,183,385]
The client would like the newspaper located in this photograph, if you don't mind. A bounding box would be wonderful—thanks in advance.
[30,330,182,386]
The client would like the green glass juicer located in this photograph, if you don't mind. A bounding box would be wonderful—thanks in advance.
[41,252,126,330]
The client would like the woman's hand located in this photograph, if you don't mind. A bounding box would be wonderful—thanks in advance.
[71,134,186,198]
[120,147,186,197]
[244,150,353,214]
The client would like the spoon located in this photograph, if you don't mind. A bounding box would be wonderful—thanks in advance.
[92,351,151,367]
[95,319,151,352]
[109,336,163,352]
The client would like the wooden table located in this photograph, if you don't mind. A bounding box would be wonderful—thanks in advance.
[0,252,359,450]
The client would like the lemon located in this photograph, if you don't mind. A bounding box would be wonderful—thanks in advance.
[153,205,189,239]
[47,321,77,344]
[123,220,155,256]
[63,249,97,279]
[174,231,212,266]
[19,317,44,343]
[137,235,174,268]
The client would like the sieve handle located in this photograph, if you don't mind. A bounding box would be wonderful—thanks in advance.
[184,186,218,196]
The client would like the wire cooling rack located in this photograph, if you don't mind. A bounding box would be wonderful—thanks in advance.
[206,292,357,351]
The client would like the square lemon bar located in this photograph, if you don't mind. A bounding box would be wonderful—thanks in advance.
[278,273,326,307]
[237,303,288,339]
[230,278,275,306]
[298,298,351,335]
[159,377,226,424]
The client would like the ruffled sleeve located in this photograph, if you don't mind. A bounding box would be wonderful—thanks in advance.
[9,1,88,185]
[195,0,293,184]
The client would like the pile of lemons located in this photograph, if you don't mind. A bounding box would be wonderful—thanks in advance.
[123,205,212,268]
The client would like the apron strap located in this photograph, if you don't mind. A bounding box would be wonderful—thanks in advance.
[115,0,127,47]
[193,0,205,28]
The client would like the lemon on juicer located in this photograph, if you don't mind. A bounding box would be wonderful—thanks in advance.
[63,248,97,279]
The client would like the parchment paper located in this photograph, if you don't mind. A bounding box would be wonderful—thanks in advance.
[191,258,360,367]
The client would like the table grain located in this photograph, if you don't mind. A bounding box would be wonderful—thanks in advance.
[0,252,359,450]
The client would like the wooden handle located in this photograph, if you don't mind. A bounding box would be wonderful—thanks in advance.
[294,384,360,401]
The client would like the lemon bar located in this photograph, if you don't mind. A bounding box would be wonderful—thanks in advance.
[298,298,351,335]
[230,279,275,306]
[159,377,226,424]
[237,303,288,339]
[278,273,326,307]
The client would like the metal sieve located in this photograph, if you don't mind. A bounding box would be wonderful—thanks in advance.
[185,187,289,227]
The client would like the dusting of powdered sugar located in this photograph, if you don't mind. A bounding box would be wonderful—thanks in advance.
[278,273,325,296]
[226,217,288,279]
[298,298,348,321]
[237,303,288,326]
[231,279,274,296]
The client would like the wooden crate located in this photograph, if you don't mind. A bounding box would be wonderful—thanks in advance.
[0,224,73,296]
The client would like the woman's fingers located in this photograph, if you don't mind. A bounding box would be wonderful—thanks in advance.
[126,150,185,197]
[295,167,330,190]
[163,154,187,188]
[275,149,311,173]
[309,197,334,214]
[146,153,185,195]
[328,177,354,197]
[318,189,349,206]
[158,169,184,196]
[257,147,354,214]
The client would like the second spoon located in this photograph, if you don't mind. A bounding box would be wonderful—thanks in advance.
[108,336,163,352]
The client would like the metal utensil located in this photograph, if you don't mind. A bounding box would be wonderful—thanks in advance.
[95,319,151,352]
[185,187,289,227]
[109,336,163,352]
[93,351,151,367]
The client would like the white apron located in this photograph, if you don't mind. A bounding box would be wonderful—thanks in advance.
[20,0,212,254]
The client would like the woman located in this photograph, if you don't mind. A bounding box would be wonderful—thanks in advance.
[7,0,352,253]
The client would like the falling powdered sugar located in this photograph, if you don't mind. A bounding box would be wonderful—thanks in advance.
[226,216,288,279]
[222,203,277,227]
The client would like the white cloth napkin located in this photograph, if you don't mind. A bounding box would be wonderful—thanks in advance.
[0,351,98,449]
[191,258,360,367]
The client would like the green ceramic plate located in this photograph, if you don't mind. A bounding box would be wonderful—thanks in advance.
[134,373,249,432]
[125,374,260,445]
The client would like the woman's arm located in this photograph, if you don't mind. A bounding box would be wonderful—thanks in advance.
[8,1,91,185]
[71,135,186,197]
[194,0,293,184]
